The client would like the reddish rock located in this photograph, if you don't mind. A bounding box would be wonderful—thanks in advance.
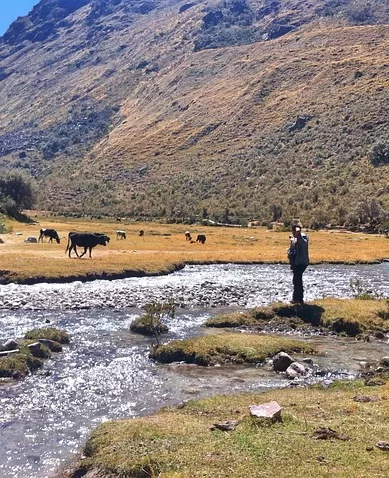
[249,401,282,421]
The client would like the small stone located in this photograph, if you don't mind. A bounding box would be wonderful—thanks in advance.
[286,362,307,379]
[376,441,389,450]
[210,420,239,431]
[3,339,18,350]
[365,378,385,387]
[249,401,282,421]
[301,358,314,365]
[353,395,378,403]
[27,342,42,356]
[312,427,350,441]
[379,357,389,367]
[38,339,62,352]
[374,331,385,340]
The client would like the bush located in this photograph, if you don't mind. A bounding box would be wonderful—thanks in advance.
[130,302,175,340]
[369,142,389,167]
[0,169,37,216]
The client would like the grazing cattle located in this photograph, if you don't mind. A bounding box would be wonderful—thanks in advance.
[116,230,126,240]
[65,232,110,258]
[196,234,206,244]
[38,228,60,244]
[185,231,192,241]
[139,230,144,237]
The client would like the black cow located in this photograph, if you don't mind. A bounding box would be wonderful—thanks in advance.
[65,232,110,258]
[196,234,206,244]
[38,228,60,244]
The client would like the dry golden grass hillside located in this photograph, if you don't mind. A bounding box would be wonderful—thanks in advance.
[0,0,388,225]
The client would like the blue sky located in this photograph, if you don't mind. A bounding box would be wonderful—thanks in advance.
[0,1,40,36]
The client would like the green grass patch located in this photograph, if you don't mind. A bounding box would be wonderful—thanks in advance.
[130,316,169,336]
[205,299,389,336]
[0,327,69,379]
[0,353,44,378]
[206,307,275,328]
[150,332,315,366]
[24,327,70,344]
[73,380,389,478]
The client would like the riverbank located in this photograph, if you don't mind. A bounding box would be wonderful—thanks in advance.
[60,297,389,477]
[205,299,389,338]
[65,377,389,478]
[1,217,389,284]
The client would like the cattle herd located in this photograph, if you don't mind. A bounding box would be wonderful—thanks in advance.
[30,228,207,258]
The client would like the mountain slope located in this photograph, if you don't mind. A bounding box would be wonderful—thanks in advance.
[0,0,388,226]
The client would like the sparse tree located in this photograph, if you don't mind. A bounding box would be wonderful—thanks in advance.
[0,169,37,217]
[130,301,175,343]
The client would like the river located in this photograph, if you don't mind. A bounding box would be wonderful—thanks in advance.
[1,263,389,477]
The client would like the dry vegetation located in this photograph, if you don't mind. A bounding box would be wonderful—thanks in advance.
[1,216,389,283]
[0,0,388,225]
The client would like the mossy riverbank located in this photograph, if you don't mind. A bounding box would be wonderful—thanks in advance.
[206,298,389,337]
[150,332,316,366]
[66,378,389,478]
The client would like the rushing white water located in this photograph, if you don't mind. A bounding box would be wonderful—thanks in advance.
[0,263,389,477]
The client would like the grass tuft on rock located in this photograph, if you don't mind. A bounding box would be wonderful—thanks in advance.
[24,327,70,344]
[0,353,44,378]
[0,327,69,379]
[150,332,315,366]
[130,316,169,336]
[72,379,389,478]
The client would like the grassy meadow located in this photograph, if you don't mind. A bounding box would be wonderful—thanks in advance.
[1,216,389,283]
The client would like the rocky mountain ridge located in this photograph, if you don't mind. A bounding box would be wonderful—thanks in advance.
[0,0,388,225]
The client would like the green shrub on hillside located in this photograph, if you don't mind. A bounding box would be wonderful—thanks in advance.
[370,142,389,167]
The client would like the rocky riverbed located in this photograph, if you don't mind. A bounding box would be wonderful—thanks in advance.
[1,262,389,478]
[1,262,389,311]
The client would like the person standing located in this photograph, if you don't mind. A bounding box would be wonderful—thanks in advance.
[287,225,309,305]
